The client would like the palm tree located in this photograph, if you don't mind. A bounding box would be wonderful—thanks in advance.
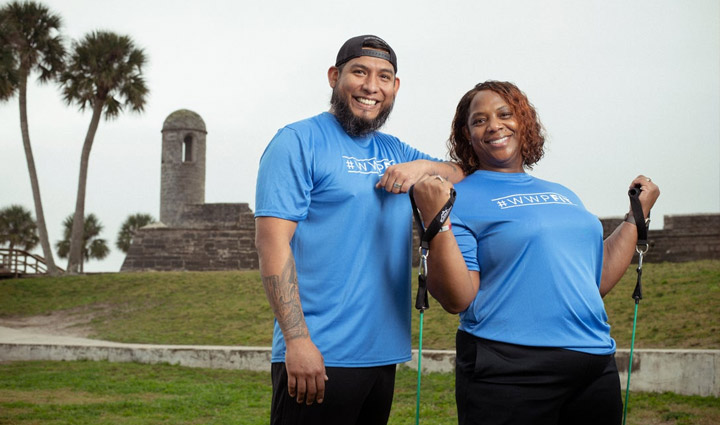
[116,213,155,253]
[59,31,148,274]
[0,1,65,275]
[56,213,109,273]
[0,32,18,99]
[0,204,39,276]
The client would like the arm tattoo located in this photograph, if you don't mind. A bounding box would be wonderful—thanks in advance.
[442,161,458,180]
[262,256,309,341]
[429,161,458,181]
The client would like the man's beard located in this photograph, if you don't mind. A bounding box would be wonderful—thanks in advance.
[330,89,394,137]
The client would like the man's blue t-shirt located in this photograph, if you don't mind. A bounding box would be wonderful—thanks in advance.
[255,112,433,367]
[452,170,616,355]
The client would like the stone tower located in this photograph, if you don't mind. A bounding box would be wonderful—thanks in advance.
[160,109,207,226]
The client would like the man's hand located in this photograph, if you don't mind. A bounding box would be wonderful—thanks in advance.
[376,160,433,193]
[376,160,464,193]
[285,337,329,405]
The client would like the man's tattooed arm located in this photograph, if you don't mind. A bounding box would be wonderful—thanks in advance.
[436,161,463,183]
[262,256,309,341]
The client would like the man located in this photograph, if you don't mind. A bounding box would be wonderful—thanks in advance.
[254,35,462,425]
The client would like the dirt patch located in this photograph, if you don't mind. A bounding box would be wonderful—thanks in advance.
[0,305,112,338]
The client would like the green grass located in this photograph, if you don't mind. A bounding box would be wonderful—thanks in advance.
[0,261,718,423]
[1,361,718,425]
[622,391,720,425]
[1,260,718,349]
[603,261,720,348]
[0,360,271,425]
[0,271,273,346]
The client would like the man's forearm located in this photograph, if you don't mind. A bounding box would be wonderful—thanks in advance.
[256,217,309,342]
[433,161,464,183]
[261,254,309,341]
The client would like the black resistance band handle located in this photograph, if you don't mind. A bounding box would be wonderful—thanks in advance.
[409,186,457,249]
[632,268,643,302]
[416,274,430,311]
[409,184,457,311]
[628,185,649,248]
[409,185,428,311]
[628,184,648,303]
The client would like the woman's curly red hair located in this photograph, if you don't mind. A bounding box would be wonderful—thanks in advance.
[447,81,545,175]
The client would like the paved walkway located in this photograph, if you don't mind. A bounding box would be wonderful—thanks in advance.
[0,325,456,373]
[0,325,274,371]
[0,326,129,346]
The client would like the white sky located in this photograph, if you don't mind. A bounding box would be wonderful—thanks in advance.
[1,0,719,272]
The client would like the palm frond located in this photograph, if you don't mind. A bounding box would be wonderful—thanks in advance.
[59,29,148,121]
[0,204,39,251]
[116,213,156,253]
[0,1,66,82]
[56,212,110,265]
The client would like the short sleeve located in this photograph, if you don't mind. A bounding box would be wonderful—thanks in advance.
[400,139,437,163]
[255,127,313,221]
[451,212,480,272]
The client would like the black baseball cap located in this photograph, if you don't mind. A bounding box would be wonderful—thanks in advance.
[335,35,397,73]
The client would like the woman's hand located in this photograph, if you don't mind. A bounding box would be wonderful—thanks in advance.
[412,174,455,225]
[628,175,660,219]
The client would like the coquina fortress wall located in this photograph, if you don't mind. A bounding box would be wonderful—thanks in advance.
[121,211,719,272]
[120,110,719,272]
[598,214,719,263]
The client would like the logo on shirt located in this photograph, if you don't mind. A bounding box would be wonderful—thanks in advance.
[492,192,575,209]
[343,156,396,175]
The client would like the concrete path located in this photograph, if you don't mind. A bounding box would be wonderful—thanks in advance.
[1,326,718,397]
[0,325,273,371]
[0,326,129,346]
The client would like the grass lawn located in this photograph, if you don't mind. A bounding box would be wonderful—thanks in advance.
[0,260,718,349]
[1,361,718,425]
[0,260,718,423]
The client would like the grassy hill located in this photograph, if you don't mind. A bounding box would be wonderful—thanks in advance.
[0,260,718,349]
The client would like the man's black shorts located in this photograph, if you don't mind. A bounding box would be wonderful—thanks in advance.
[271,362,397,425]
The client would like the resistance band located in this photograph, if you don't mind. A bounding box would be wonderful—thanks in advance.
[622,184,650,425]
[409,182,456,425]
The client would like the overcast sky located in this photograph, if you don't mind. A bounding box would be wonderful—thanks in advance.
[1,0,718,272]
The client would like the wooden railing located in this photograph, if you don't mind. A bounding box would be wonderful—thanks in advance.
[0,248,61,277]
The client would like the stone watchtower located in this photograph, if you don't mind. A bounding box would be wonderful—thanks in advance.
[160,109,207,226]
[121,107,261,272]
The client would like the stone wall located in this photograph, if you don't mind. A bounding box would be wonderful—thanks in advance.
[120,203,258,272]
[122,210,719,272]
[412,213,719,266]
[160,155,205,226]
[600,214,720,263]
[178,203,255,229]
[120,227,258,271]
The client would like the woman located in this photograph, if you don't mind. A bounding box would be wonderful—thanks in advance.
[412,81,659,425]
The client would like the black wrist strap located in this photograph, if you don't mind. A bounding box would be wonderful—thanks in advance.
[628,184,650,302]
[409,185,456,311]
[409,186,457,249]
[628,185,648,247]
